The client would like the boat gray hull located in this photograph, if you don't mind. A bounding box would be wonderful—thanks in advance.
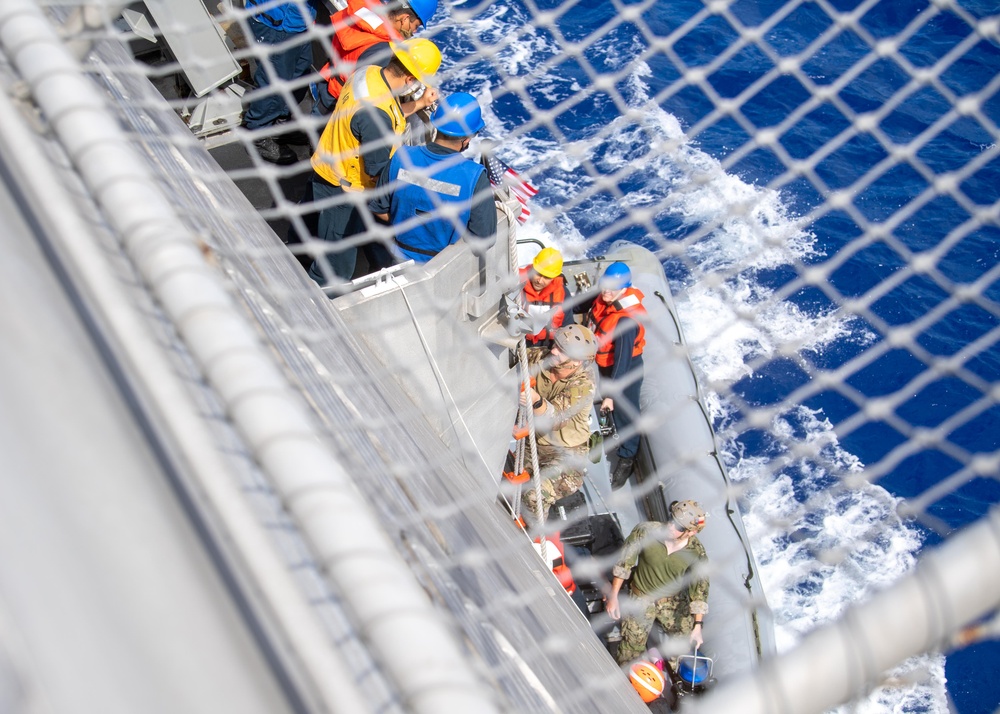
[602,242,776,678]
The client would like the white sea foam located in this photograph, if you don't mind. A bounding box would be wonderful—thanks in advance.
[453,5,947,710]
[656,95,947,713]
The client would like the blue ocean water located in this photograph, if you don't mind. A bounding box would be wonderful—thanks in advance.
[443,0,999,711]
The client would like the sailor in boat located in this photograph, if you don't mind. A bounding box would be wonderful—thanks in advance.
[307,38,442,288]
[313,0,439,116]
[586,261,648,489]
[518,247,568,353]
[517,324,598,526]
[369,92,497,263]
[605,500,709,666]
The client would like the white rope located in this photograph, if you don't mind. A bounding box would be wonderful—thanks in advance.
[515,339,546,534]
[499,189,548,564]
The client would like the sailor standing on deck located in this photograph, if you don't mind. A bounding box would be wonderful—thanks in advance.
[313,0,438,115]
[587,261,648,489]
[308,38,441,288]
[242,0,319,165]
[518,325,598,524]
[369,92,497,262]
[519,247,567,351]
[606,500,709,666]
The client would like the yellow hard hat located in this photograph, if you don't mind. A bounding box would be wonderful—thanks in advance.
[532,247,563,278]
[390,38,442,86]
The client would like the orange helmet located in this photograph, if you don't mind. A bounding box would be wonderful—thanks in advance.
[629,661,666,703]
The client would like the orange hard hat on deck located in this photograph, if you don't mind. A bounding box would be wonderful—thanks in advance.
[629,661,666,703]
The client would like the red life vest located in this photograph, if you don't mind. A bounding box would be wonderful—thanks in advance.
[518,266,566,345]
[320,0,397,101]
[533,532,576,595]
[587,287,646,368]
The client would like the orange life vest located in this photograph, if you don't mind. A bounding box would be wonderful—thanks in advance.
[534,532,576,595]
[587,287,646,368]
[518,266,566,344]
[320,0,398,101]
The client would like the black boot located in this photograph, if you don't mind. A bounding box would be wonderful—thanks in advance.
[253,136,297,165]
[274,117,311,146]
[611,456,635,490]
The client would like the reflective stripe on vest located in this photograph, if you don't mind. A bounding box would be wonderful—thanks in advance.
[397,168,463,197]
[519,267,566,344]
[323,0,394,99]
[387,145,485,263]
[311,65,405,190]
[354,6,384,27]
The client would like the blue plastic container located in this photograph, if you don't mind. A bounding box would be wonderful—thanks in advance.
[677,654,712,685]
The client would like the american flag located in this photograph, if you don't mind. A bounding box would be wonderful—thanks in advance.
[483,154,538,224]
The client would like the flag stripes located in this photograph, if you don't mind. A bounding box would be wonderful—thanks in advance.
[483,154,537,224]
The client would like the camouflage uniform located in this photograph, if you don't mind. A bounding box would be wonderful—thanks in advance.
[521,442,590,519]
[612,521,710,664]
[521,349,596,521]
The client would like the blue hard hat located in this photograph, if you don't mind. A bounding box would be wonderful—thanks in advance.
[599,261,632,290]
[404,0,438,25]
[431,93,486,137]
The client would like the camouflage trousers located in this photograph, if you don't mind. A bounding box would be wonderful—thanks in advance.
[615,593,695,665]
[521,442,589,522]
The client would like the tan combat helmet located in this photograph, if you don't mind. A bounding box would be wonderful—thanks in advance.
[552,324,597,362]
[671,500,707,532]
